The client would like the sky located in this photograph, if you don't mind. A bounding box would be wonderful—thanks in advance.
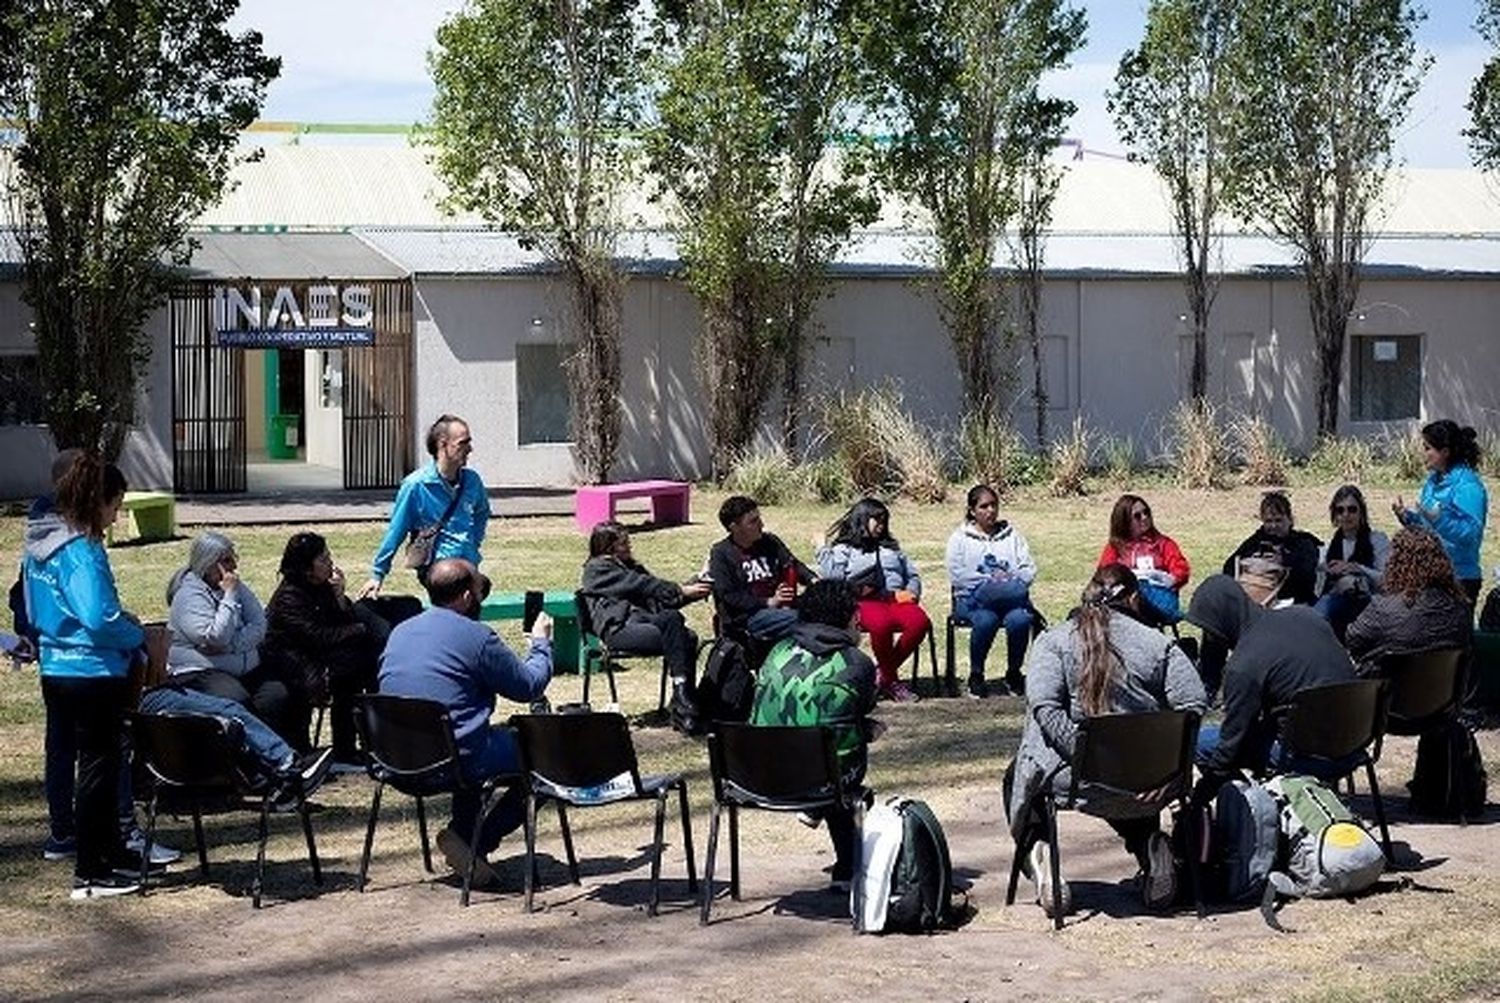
[230,0,1492,168]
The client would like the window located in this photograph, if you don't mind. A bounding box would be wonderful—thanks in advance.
[0,354,45,426]
[1350,335,1421,422]
[517,342,572,444]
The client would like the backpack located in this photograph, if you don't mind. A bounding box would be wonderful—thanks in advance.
[1408,719,1489,820]
[856,796,954,933]
[1211,778,1281,903]
[696,636,755,727]
[1234,554,1286,607]
[1264,775,1385,901]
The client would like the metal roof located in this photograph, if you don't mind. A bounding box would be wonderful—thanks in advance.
[180,231,406,280]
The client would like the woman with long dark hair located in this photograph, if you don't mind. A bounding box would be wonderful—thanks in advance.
[1314,485,1389,638]
[1004,564,1205,918]
[1346,527,1471,672]
[945,484,1038,698]
[1097,494,1190,624]
[1393,419,1489,603]
[817,497,929,703]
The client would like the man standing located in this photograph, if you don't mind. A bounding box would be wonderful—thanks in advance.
[360,414,489,599]
[378,558,552,886]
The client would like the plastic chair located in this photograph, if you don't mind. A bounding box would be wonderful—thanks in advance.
[701,723,865,927]
[353,694,518,906]
[1380,648,1464,736]
[131,712,322,909]
[511,712,696,916]
[1005,709,1203,930]
[1273,679,1391,860]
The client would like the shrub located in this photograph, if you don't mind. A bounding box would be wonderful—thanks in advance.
[723,446,796,505]
[1480,428,1500,482]
[1307,435,1374,483]
[1098,434,1139,484]
[1230,414,1288,486]
[957,410,1045,493]
[799,454,853,504]
[1165,399,1226,489]
[821,385,947,503]
[1048,415,1092,497]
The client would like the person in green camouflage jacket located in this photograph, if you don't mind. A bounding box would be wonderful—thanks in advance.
[749,580,877,887]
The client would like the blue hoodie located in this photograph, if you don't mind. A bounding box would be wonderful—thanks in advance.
[1408,464,1488,580]
[23,511,143,679]
[369,462,490,582]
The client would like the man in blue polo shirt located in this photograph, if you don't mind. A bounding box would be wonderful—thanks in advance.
[360,414,489,599]
[378,558,552,887]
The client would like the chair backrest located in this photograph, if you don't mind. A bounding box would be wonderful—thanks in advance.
[512,712,641,793]
[573,589,598,639]
[1071,710,1200,800]
[131,712,249,791]
[1381,648,1463,723]
[354,693,461,781]
[707,723,842,807]
[1279,679,1387,761]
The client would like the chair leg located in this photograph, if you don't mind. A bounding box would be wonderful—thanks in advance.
[192,802,210,878]
[606,660,619,706]
[1046,799,1063,931]
[945,618,957,696]
[658,660,669,712]
[358,782,384,893]
[649,790,668,917]
[461,786,490,908]
[301,805,322,885]
[524,792,540,913]
[926,628,939,692]
[1185,802,1205,920]
[582,654,592,707]
[416,795,433,873]
[1005,836,1025,906]
[678,782,698,893]
[312,705,325,748]
[728,803,741,901]
[700,802,722,926]
[556,802,580,885]
[1365,759,1393,864]
[140,792,160,893]
[850,797,866,932]
[253,795,271,910]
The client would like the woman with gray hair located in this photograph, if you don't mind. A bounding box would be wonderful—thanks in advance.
[166,531,288,736]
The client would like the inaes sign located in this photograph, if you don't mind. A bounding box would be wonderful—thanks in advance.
[214,283,376,348]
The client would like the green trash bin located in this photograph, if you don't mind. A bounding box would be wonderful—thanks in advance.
[267,414,300,459]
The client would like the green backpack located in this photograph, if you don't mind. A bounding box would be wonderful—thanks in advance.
[1264,775,1385,902]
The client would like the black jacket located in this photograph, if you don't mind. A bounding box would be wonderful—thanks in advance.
[578,555,687,638]
[262,576,371,693]
[1223,527,1323,605]
[707,533,815,635]
[1187,575,1353,776]
[1346,587,1472,672]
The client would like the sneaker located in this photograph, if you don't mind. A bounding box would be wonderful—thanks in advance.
[1028,840,1071,918]
[436,827,500,890]
[71,873,141,900]
[828,862,853,893]
[42,835,76,861]
[879,680,919,703]
[288,748,335,793]
[124,829,182,866]
[1003,673,1026,697]
[795,810,823,829]
[1142,831,1177,911]
[966,675,989,700]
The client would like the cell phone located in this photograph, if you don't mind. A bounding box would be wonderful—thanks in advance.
[522,590,545,632]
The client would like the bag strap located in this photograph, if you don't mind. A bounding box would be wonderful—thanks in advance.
[414,477,467,544]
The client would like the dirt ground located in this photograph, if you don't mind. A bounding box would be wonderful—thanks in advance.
[3,716,1498,1003]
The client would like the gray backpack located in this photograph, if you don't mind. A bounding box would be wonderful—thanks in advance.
[1213,779,1280,903]
[1264,775,1385,900]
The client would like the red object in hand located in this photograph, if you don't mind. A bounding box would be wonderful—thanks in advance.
[783,566,798,593]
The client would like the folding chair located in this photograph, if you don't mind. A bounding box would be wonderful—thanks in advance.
[1381,648,1464,735]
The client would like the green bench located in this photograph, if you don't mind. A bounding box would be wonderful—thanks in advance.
[107,491,176,546]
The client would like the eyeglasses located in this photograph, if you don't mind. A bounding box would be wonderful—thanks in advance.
[1334,505,1360,515]
[1131,510,1152,520]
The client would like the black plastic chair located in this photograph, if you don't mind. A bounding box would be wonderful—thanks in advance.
[1273,679,1391,860]
[511,712,696,916]
[1005,709,1203,930]
[353,694,517,906]
[701,723,864,927]
[1381,648,1464,736]
[131,712,322,909]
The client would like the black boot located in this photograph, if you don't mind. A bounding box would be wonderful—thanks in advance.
[669,677,702,736]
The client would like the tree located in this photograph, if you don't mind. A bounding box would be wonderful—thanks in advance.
[428,0,647,484]
[1109,0,1238,406]
[1465,0,1500,171]
[858,0,1084,421]
[1220,0,1428,438]
[0,0,278,456]
[1008,144,1061,446]
[651,0,876,477]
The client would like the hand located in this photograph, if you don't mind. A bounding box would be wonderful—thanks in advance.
[893,589,916,604]
[329,565,346,597]
[219,568,240,595]
[357,578,383,601]
[681,581,712,602]
[530,611,554,642]
[768,583,796,607]
[1326,560,1349,575]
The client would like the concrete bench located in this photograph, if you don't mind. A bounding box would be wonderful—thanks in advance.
[107,491,176,545]
[574,479,691,534]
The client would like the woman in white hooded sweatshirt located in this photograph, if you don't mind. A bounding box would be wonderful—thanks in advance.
[945,484,1038,699]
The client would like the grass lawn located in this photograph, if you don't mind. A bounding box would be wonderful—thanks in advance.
[0,480,1498,1000]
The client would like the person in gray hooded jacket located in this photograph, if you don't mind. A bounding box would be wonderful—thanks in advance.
[945,484,1038,698]
[1004,565,1205,917]
[166,532,289,738]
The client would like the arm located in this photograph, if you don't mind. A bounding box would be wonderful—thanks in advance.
[1351,532,1389,586]
[773,536,816,584]
[233,583,267,651]
[69,546,145,651]
[1162,643,1207,714]
[1096,542,1119,570]
[370,478,420,582]
[467,470,490,550]
[171,578,241,653]
[477,635,553,704]
[816,543,850,581]
[1430,476,1487,555]
[1198,655,1259,775]
[1025,633,1077,759]
[708,542,763,618]
[1160,536,1192,588]
[1010,530,1037,587]
[945,529,981,596]
[900,550,922,601]
[1223,533,1256,576]
[269,587,368,650]
[1343,600,1382,662]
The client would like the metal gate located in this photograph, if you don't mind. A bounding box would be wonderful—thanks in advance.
[171,284,247,493]
[342,280,414,489]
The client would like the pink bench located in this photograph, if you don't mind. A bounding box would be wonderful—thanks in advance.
[574,479,692,533]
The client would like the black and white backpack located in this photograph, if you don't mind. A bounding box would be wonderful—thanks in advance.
[855,796,954,933]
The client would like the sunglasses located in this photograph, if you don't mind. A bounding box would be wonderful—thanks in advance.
[1334,505,1360,515]
[1131,509,1152,520]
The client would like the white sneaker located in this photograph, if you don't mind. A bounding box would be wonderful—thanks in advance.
[124,829,182,866]
[71,873,142,900]
[1143,831,1177,911]
[1028,840,1071,918]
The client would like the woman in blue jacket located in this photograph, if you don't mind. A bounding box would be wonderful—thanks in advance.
[24,454,145,899]
[1392,420,1489,603]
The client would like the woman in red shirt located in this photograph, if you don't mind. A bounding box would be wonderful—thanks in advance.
[1096,494,1191,624]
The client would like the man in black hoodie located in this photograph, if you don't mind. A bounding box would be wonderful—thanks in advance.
[707,495,816,646]
[1187,575,1355,783]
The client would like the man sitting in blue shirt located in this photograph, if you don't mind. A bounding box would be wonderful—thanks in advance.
[378,558,553,887]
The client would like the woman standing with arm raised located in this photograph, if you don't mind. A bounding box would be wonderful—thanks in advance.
[1393,419,1489,604]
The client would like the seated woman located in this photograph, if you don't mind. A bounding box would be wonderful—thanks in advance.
[1346,527,1471,674]
[579,521,711,724]
[817,497,929,703]
[1222,490,1323,606]
[1096,494,1190,625]
[945,484,1037,699]
[1314,485,1389,640]
[166,532,288,737]
[1004,565,1206,917]
[262,532,388,763]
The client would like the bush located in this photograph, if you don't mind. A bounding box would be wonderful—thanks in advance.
[1307,435,1374,483]
[1048,415,1092,497]
[1230,414,1288,486]
[957,411,1045,493]
[1480,428,1500,482]
[1098,434,1139,484]
[1165,399,1226,489]
[723,446,796,505]
[821,385,947,503]
[799,454,853,504]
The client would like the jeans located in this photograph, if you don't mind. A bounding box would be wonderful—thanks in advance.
[179,666,293,741]
[453,726,525,858]
[954,580,1035,682]
[139,685,296,774]
[41,675,131,880]
[1313,590,1369,641]
[605,610,699,680]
